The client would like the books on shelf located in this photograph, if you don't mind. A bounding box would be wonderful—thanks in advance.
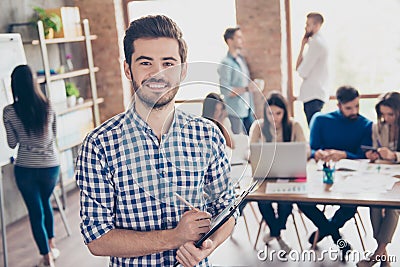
[46,7,82,38]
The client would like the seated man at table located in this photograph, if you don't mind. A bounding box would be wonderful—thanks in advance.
[298,86,372,257]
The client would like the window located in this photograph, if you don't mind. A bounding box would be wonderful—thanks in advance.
[127,0,236,113]
[290,0,400,127]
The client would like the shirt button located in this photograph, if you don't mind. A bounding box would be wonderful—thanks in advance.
[161,170,166,176]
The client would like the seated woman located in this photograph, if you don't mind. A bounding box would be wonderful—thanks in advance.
[202,92,234,149]
[249,91,307,253]
[359,92,400,267]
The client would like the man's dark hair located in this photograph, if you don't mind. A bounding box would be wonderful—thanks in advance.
[223,27,240,43]
[307,12,324,25]
[336,86,359,104]
[123,15,187,66]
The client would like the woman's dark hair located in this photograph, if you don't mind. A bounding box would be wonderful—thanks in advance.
[11,65,49,135]
[262,91,292,142]
[202,93,225,120]
[202,93,227,133]
[375,91,400,151]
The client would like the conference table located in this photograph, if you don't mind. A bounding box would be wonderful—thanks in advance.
[246,160,400,209]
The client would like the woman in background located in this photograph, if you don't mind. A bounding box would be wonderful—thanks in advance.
[3,65,60,267]
[249,91,307,253]
[202,92,234,149]
[359,92,400,267]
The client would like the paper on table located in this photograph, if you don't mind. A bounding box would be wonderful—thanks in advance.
[316,159,368,172]
[330,173,398,193]
[335,159,362,171]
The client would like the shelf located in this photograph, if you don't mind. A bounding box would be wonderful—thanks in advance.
[56,97,104,116]
[36,67,99,83]
[58,139,83,153]
[30,35,97,45]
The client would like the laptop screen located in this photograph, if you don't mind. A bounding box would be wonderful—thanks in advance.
[249,142,307,179]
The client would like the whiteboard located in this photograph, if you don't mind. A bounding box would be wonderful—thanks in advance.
[0,34,27,166]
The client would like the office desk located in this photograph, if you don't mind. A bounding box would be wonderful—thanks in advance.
[247,161,400,209]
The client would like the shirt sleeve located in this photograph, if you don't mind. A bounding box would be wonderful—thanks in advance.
[297,40,324,79]
[203,126,235,218]
[3,106,18,149]
[309,115,323,158]
[75,135,115,244]
[218,63,234,99]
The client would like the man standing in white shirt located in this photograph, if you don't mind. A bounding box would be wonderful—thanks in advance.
[296,12,329,125]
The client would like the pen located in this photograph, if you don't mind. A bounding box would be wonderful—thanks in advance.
[377,139,382,148]
[174,192,196,210]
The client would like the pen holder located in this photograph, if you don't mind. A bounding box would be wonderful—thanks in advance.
[322,167,335,184]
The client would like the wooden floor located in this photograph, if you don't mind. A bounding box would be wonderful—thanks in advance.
[1,187,399,267]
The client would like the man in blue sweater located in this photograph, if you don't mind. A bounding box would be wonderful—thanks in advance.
[299,86,372,259]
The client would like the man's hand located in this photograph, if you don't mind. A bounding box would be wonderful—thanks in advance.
[301,33,310,47]
[324,149,347,162]
[175,239,214,267]
[314,149,328,161]
[247,81,258,93]
[174,210,211,245]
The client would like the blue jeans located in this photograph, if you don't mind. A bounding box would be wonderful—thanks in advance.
[304,99,324,126]
[15,165,60,255]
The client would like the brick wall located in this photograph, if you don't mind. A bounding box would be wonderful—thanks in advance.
[236,0,282,119]
[71,0,125,122]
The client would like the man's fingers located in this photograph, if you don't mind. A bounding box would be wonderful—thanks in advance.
[177,245,196,267]
[176,252,190,267]
[201,239,213,249]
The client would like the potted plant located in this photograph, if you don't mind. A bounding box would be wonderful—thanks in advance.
[33,7,62,38]
[65,82,80,107]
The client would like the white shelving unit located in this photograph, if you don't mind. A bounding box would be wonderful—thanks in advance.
[34,19,102,208]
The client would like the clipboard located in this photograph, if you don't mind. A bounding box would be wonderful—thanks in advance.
[194,180,258,248]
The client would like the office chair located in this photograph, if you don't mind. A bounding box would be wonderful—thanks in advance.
[253,204,308,251]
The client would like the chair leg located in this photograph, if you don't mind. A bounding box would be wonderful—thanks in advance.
[356,210,367,235]
[291,213,303,252]
[242,212,252,243]
[312,230,319,250]
[53,192,71,236]
[354,216,366,251]
[254,219,266,250]
[248,201,259,221]
[297,209,309,234]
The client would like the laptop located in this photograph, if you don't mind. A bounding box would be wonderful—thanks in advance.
[249,142,307,179]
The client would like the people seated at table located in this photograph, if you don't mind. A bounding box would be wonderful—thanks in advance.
[358,92,400,267]
[249,91,307,254]
[298,86,372,258]
[202,92,234,149]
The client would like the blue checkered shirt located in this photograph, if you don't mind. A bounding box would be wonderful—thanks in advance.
[75,107,234,267]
